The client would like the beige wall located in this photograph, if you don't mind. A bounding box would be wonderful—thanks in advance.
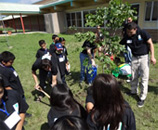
[44,12,66,34]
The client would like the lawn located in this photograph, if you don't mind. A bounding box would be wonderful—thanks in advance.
[0,33,158,130]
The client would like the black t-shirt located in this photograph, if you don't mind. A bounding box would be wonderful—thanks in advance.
[0,90,29,130]
[52,53,67,76]
[63,46,68,56]
[49,44,56,56]
[86,87,94,104]
[36,48,49,59]
[86,101,136,130]
[47,106,81,127]
[32,58,57,76]
[120,29,151,56]
[0,65,24,96]
[81,40,97,55]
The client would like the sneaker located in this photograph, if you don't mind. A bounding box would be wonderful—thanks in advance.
[137,100,144,108]
[125,92,137,96]
[88,83,92,86]
[126,79,131,83]
[25,113,32,118]
[23,120,27,126]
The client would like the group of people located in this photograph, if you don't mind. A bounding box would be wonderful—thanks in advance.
[32,35,70,100]
[0,16,156,129]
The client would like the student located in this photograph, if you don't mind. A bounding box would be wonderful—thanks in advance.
[51,116,89,130]
[59,37,70,74]
[80,40,97,86]
[49,35,59,56]
[0,51,24,97]
[53,43,68,84]
[0,74,29,130]
[51,34,58,45]
[36,40,49,59]
[86,74,136,130]
[32,53,57,100]
[47,84,86,128]
[0,51,31,118]
[120,22,156,107]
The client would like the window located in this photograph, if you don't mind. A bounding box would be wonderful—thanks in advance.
[83,11,89,27]
[76,12,82,27]
[71,13,76,26]
[152,1,158,20]
[66,13,71,27]
[131,4,139,24]
[145,1,158,21]
[66,9,97,28]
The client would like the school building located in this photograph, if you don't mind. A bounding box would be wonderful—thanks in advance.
[0,0,157,41]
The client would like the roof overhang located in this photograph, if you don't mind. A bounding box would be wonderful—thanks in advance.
[0,3,44,15]
[40,0,108,13]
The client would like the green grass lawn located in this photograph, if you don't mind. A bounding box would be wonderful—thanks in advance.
[0,33,158,130]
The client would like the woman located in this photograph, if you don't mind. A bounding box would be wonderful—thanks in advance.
[86,74,136,130]
[47,84,87,128]
[0,75,28,130]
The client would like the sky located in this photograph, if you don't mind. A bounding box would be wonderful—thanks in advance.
[0,0,42,4]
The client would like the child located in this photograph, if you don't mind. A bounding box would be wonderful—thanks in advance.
[49,34,59,56]
[0,74,29,130]
[52,43,68,84]
[86,74,136,130]
[51,34,58,45]
[59,37,70,75]
[47,84,87,128]
[0,51,31,118]
[32,53,57,101]
[36,40,49,59]
[0,51,24,98]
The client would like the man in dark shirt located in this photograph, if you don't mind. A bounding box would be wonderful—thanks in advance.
[120,22,156,107]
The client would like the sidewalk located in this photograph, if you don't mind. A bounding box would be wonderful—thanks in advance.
[0,31,48,37]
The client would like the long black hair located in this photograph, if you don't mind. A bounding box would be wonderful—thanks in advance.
[51,116,89,130]
[91,74,125,129]
[50,84,80,114]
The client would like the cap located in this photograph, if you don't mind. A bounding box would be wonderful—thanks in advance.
[55,43,63,51]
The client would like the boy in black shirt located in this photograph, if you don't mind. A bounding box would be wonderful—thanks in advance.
[49,34,59,56]
[0,51,31,117]
[0,75,29,130]
[60,37,70,74]
[36,40,49,59]
[53,43,68,84]
[32,54,57,100]
[0,51,24,97]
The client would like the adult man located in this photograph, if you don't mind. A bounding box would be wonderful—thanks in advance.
[120,22,156,107]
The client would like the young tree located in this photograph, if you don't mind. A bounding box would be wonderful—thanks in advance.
[75,0,137,73]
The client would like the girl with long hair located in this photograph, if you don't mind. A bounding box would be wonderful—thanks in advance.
[86,74,136,130]
[47,84,87,128]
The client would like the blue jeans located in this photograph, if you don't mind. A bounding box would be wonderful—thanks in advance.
[80,52,92,83]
